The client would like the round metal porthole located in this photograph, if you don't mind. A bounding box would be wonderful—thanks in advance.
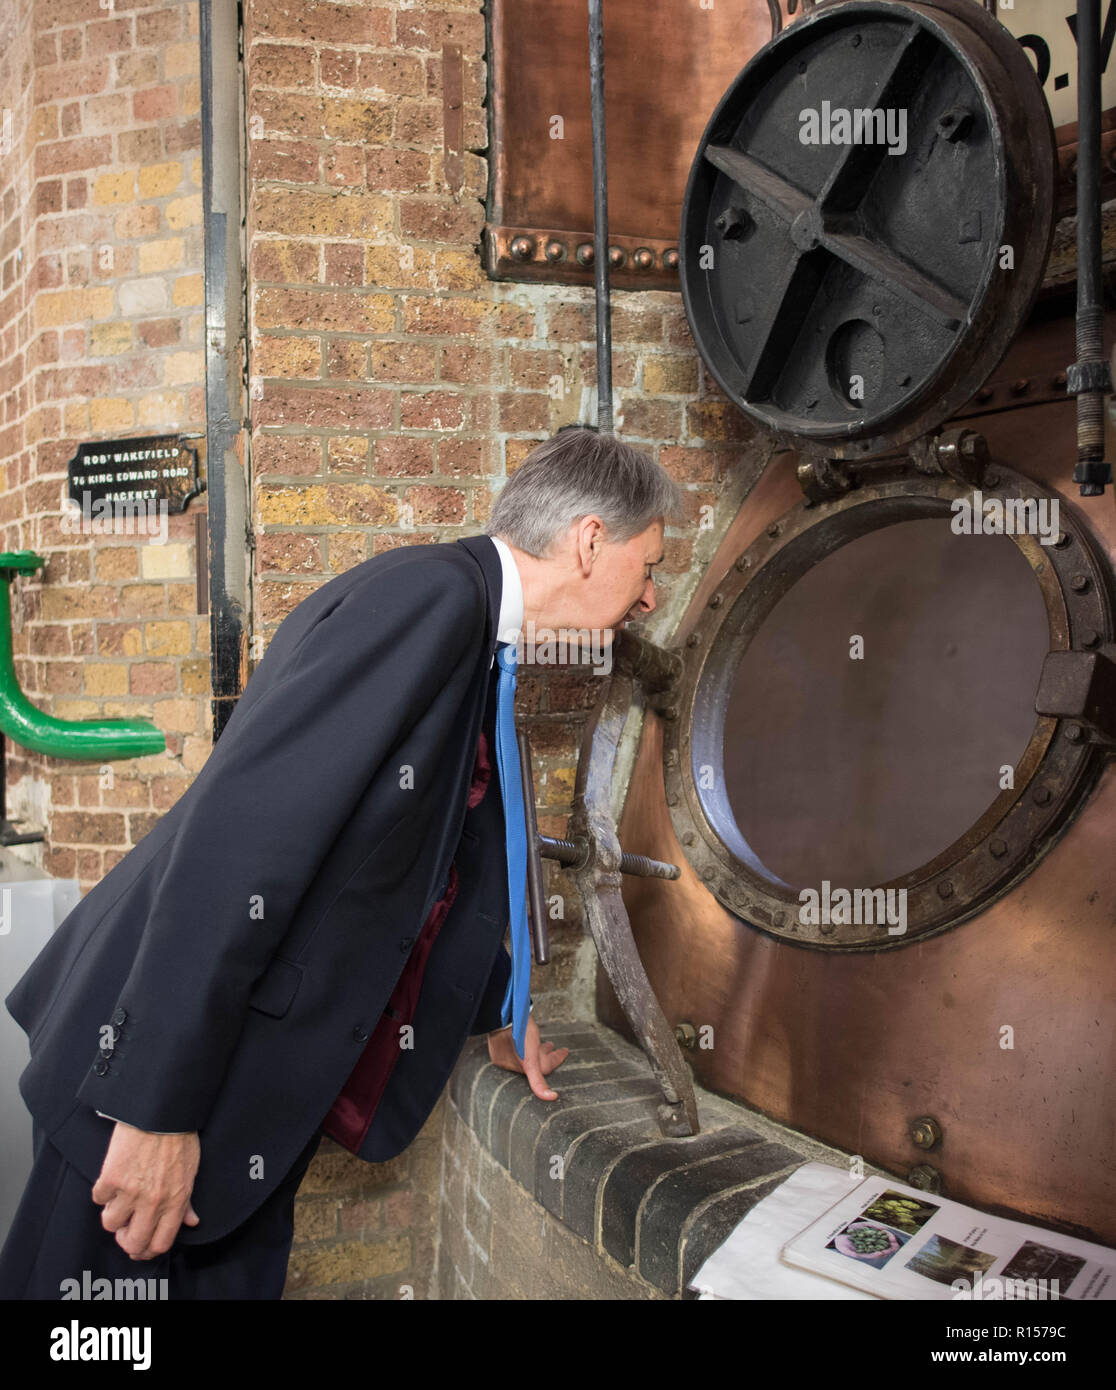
[661,466,1112,950]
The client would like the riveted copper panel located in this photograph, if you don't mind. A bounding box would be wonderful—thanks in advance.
[484,0,775,288]
[484,1,1116,290]
[601,308,1116,1245]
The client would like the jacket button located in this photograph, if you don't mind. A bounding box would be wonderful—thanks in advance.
[93,1059,110,1076]
[99,1045,114,1059]
[352,1025,369,1043]
[111,1008,127,1026]
[398,937,414,953]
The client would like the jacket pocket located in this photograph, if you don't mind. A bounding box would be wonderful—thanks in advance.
[247,956,303,1018]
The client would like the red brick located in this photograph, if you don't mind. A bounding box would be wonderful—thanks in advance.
[133,85,179,122]
[372,436,435,478]
[34,58,111,103]
[254,2,392,45]
[252,385,394,430]
[399,390,467,431]
[252,434,323,477]
[253,142,318,184]
[251,43,317,88]
[407,486,465,525]
[397,196,484,246]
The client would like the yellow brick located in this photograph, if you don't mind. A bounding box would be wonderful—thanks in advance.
[52,700,103,720]
[328,436,369,466]
[182,735,213,773]
[93,171,135,205]
[163,351,204,386]
[190,156,202,187]
[103,702,155,722]
[36,288,115,328]
[64,401,89,434]
[90,398,135,432]
[138,162,183,199]
[292,1199,339,1243]
[255,337,322,379]
[181,658,210,696]
[365,243,437,289]
[140,543,192,581]
[167,582,198,615]
[84,664,129,696]
[173,274,203,308]
[118,627,144,658]
[136,391,186,428]
[145,620,192,656]
[41,587,117,622]
[254,189,392,239]
[643,357,698,395]
[182,78,201,118]
[138,239,184,275]
[90,322,133,356]
[94,547,140,582]
[115,204,161,240]
[258,486,398,527]
[544,766,576,806]
[258,488,333,526]
[432,249,486,292]
[166,194,202,230]
[164,42,198,79]
[286,1237,410,1288]
[25,408,49,445]
[155,698,198,733]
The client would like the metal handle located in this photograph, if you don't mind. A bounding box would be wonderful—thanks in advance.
[517,726,682,968]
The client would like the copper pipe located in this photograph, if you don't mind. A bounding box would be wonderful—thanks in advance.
[587,0,613,433]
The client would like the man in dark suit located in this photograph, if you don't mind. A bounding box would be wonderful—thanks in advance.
[0,425,680,1298]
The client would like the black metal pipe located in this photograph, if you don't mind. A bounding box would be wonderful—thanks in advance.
[587,0,613,434]
[200,0,250,736]
[517,727,550,965]
[1070,0,1112,496]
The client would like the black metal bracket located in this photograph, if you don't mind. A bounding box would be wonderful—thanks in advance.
[1035,648,1116,748]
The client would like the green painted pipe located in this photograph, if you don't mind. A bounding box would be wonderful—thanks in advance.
[0,551,166,761]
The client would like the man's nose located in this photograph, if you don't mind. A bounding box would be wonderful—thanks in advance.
[637,577,656,614]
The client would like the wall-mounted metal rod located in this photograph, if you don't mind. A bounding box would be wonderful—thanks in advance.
[588,0,614,434]
[201,0,250,739]
[517,727,550,965]
[1069,0,1113,497]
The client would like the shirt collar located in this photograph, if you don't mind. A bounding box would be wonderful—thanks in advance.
[488,534,524,662]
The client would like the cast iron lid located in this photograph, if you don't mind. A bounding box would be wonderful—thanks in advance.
[679,0,1056,462]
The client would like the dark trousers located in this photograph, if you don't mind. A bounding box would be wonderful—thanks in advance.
[0,1119,322,1300]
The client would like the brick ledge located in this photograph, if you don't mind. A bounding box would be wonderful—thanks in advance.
[447,1019,891,1297]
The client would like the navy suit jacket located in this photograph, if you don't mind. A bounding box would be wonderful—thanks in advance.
[4,534,515,1245]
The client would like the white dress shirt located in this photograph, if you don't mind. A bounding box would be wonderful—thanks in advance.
[488,532,524,659]
[99,534,530,1130]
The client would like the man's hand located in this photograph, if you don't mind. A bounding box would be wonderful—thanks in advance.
[91,1122,201,1261]
[487,1014,569,1099]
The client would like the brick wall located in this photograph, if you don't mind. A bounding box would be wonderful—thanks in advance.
[0,0,207,890]
[2,0,760,1300]
[436,1024,880,1299]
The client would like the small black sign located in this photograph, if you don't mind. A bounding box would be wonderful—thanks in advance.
[67,434,204,515]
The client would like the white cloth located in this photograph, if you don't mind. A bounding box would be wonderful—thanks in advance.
[687,1161,883,1300]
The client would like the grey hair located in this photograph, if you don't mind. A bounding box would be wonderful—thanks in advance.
[484,426,685,559]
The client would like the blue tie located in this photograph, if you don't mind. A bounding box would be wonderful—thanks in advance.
[493,641,531,1058]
